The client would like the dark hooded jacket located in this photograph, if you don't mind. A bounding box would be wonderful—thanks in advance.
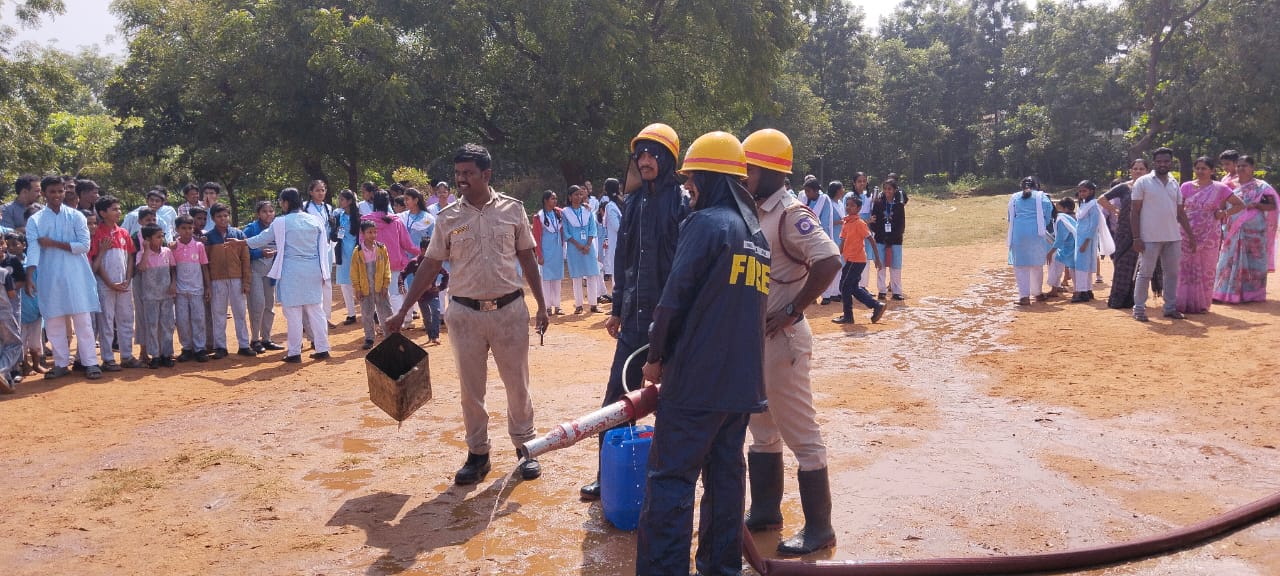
[647,172,769,413]
[611,144,690,344]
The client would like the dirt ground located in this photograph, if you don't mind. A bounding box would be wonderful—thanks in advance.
[2,197,1278,575]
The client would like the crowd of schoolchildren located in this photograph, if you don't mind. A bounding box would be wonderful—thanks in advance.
[0,174,453,393]
[532,173,909,325]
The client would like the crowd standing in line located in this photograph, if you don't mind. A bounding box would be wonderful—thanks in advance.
[0,173,459,392]
[1008,147,1275,320]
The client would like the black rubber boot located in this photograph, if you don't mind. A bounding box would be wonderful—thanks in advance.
[776,467,836,556]
[580,473,600,501]
[744,451,784,532]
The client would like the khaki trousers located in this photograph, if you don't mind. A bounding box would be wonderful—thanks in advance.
[748,318,827,470]
[446,297,536,455]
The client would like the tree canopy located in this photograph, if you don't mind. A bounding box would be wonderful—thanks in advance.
[1,0,1277,215]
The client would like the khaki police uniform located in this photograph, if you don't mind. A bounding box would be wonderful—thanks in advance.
[749,188,840,471]
[425,187,538,455]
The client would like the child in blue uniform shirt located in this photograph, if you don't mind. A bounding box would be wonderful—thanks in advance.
[1046,197,1077,298]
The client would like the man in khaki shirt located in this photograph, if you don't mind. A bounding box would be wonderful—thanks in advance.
[388,143,550,485]
[741,129,842,556]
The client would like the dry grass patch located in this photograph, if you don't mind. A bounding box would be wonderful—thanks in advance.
[84,467,164,509]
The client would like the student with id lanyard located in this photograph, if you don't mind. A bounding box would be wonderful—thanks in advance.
[870,179,908,300]
[304,180,336,328]
[563,185,602,314]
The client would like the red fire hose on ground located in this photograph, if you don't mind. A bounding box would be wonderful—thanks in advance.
[519,380,1280,575]
[741,492,1280,575]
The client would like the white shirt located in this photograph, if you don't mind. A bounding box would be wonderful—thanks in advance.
[357,200,374,216]
[305,200,334,233]
[1131,172,1183,242]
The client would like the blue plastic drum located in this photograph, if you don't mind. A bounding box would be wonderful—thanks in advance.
[600,425,653,530]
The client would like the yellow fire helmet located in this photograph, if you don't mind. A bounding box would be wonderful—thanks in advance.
[742,128,793,174]
[679,131,748,178]
[630,123,681,160]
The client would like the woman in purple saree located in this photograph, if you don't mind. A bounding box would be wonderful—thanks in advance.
[1177,157,1242,313]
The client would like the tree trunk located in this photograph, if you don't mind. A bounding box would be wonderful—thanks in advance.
[302,157,330,193]
[559,160,585,187]
[344,160,359,193]
[1175,149,1194,184]
[225,179,240,228]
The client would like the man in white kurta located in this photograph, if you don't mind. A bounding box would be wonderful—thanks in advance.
[25,177,102,379]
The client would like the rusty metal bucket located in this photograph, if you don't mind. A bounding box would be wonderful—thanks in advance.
[365,333,431,422]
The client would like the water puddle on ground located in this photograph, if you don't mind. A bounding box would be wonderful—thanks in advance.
[808,268,1280,569]
[304,469,373,492]
[361,415,398,429]
[340,438,378,454]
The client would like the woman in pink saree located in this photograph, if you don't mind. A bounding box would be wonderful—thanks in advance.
[1177,157,1243,313]
[1213,155,1278,303]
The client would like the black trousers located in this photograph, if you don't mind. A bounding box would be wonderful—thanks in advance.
[636,401,750,576]
[839,261,879,317]
[592,332,647,468]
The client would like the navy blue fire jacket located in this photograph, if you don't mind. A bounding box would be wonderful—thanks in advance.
[647,176,769,414]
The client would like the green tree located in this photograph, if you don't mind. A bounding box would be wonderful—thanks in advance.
[998,0,1129,182]
[873,38,951,179]
[408,0,820,184]
[1121,0,1212,160]
[789,0,880,180]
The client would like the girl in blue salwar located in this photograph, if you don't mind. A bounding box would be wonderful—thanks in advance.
[1071,180,1113,303]
[562,185,602,314]
[532,191,566,315]
[1046,197,1077,298]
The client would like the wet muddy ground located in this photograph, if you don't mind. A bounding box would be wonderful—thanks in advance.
[0,241,1276,575]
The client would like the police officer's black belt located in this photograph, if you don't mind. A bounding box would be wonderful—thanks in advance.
[452,290,523,312]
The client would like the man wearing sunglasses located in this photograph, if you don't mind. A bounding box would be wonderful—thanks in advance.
[578,123,691,501]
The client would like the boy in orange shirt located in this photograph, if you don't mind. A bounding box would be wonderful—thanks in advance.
[832,195,886,324]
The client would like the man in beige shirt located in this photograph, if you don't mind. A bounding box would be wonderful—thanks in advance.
[388,143,550,485]
[741,129,842,556]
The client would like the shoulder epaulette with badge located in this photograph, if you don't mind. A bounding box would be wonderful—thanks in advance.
[495,192,524,206]
[785,204,821,240]
[768,204,820,285]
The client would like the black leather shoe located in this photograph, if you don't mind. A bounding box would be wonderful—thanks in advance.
[237,347,258,357]
[343,315,357,325]
[250,341,265,354]
[212,348,229,359]
[454,452,491,485]
[261,340,285,351]
[281,355,302,364]
[580,480,601,501]
[309,351,330,360]
[517,457,541,480]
